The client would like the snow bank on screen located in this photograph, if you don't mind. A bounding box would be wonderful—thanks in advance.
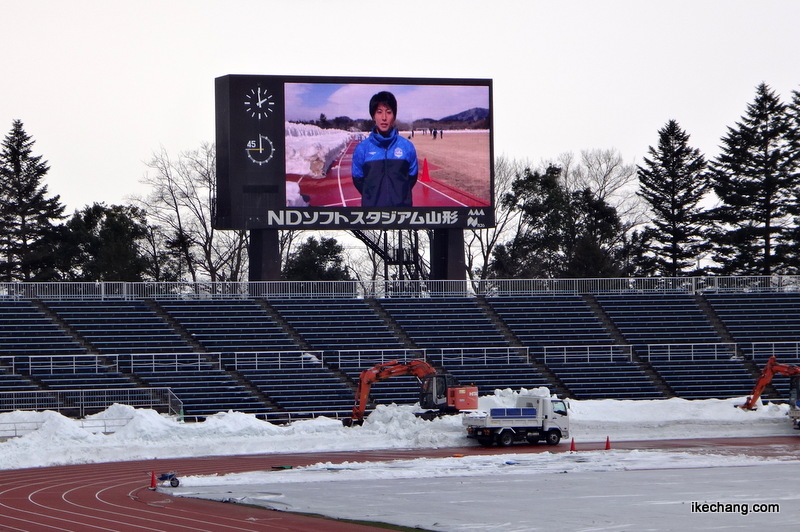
[285,122,352,178]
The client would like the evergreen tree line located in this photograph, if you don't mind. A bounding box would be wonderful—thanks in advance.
[1,82,798,282]
[0,120,351,283]
[487,83,800,279]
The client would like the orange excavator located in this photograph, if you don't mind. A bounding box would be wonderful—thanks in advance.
[345,359,478,426]
[738,355,800,428]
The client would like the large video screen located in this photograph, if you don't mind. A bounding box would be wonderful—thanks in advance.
[215,75,494,230]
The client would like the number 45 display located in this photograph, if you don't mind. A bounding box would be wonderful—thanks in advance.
[245,134,275,165]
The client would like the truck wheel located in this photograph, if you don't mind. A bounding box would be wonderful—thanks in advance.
[544,430,561,445]
[496,430,515,447]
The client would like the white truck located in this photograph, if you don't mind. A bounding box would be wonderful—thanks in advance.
[463,395,569,447]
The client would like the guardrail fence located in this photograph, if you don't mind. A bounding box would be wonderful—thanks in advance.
[1,275,800,300]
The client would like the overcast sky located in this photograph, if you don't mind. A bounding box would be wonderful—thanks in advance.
[2,0,799,212]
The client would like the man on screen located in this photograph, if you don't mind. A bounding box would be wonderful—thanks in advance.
[351,91,418,207]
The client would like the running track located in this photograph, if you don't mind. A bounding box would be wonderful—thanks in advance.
[1,436,797,531]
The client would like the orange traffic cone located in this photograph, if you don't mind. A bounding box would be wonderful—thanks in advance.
[569,438,576,452]
[420,158,431,182]
[149,470,157,490]
[605,436,611,450]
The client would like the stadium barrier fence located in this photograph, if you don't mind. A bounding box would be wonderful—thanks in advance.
[1,275,800,300]
[0,387,183,418]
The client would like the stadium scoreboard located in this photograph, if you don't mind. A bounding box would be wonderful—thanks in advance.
[215,74,495,230]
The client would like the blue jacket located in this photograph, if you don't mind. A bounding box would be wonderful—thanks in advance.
[351,128,418,207]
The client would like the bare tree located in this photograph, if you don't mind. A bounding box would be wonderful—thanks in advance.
[558,148,645,228]
[343,234,383,284]
[465,155,525,279]
[136,143,248,282]
[279,229,302,273]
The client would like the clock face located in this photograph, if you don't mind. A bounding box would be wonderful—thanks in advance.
[245,134,275,165]
[244,87,275,120]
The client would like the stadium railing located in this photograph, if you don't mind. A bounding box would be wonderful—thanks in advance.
[0,387,182,418]
[1,275,800,300]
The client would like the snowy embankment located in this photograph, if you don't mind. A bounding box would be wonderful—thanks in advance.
[0,389,794,471]
[284,122,353,178]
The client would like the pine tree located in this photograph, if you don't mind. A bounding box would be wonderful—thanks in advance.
[55,203,149,281]
[282,236,352,281]
[637,120,710,276]
[0,120,65,281]
[708,83,799,275]
[489,165,625,278]
[490,166,570,278]
[563,188,624,277]
[780,88,800,272]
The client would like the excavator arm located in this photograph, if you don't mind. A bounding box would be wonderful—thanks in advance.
[739,355,800,410]
[351,359,437,422]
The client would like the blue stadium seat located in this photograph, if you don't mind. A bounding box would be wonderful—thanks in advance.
[158,299,299,352]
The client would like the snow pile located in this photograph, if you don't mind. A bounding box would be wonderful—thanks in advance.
[569,395,791,441]
[0,392,795,471]
[178,448,771,490]
[284,122,353,178]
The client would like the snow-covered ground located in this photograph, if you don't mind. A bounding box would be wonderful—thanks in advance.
[2,389,799,530]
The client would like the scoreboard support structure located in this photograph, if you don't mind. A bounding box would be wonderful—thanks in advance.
[247,227,465,282]
[249,229,281,281]
[430,228,466,281]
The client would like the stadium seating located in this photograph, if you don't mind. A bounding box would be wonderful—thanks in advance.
[118,353,267,419]
[11,354,135,390]
[595,294,754,399]
[0,364,40,394]
[378,297,508,349]
[705,292,800,353]
[706,292,800,398]
[269,298,404,352]
[157,299,299,352]
[594,293,722,345]
[221,351,354,419]
[6,285,800,418]
[487,295,613,346]
[0,301,84,355]
[541,349,662,399]
[43,300,192,354]
[485,295,659,398]
[331,354,434,409]
[432,350,550,396]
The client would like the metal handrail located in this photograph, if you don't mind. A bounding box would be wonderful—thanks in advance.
[641,343,739,362]
[0,387,183,418]
[0,275,798,300]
